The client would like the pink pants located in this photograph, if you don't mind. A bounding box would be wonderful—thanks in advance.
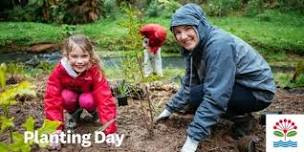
[61,89,96,113]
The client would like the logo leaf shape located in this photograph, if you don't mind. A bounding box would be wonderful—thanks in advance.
[274,131,284,137]
[287,131,297,137]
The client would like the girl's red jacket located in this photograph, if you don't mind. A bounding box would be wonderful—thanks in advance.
[44,63,117,134]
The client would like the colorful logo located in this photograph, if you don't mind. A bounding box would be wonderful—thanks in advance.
[273,118,297,147]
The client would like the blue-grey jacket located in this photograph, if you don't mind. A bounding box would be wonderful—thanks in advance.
[165,3,276,142]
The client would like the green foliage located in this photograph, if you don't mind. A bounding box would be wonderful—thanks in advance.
[274,72,290,87]
[44,0,104,24]
[0,71,60,151]
[104,0,120,19]
[22,117,35,132]
[10,132,31,152]
[0,64,7,88]
[0,118,61,151]
[6,63,25,76]
[0,22,62,47]
[119,4,144,83]
[117,80,129,96]
[7,0,44,22]
[62,25,77,37]
[245,0,264,17]
[36,61,54,73]
[0,116,14,133]
[277,0,304,14]
[0,81,36,107]
[204,0,242,17]
[158,0,182,18]
[0,143,8,152]
[145,0,162,17]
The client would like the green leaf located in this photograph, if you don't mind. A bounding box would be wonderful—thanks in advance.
[37,119,61,147]
[0,64,6,88]
[10,132,31,152]
[0,68,6,88]
[287,131,297,137]
[37,119,61,135]
[0,116,14,133]
[0,81,35,106]
[22,116,35,132]
[0,142,9,152]
[274,131,284,137]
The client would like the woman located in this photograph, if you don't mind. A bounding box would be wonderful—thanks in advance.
[155,3,276,152]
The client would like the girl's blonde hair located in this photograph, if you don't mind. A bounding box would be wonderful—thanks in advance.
[62,34,101,66]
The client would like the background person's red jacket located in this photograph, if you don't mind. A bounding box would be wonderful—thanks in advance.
[140,23,167,54]
[44,63,117,134]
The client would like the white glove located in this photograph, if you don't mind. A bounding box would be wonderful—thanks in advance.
[181,136,199,152]
[48,130,62,150]
[154,109,172,123]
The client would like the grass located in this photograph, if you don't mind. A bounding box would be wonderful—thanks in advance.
[274,72,304,88]
[0,9,303,54]
[209,10,304,54]
[0,9,303,88]
[0,22,63,47]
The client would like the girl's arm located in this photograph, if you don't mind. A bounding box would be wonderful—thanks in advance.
[92,67,117,134]
[44,65,64,130]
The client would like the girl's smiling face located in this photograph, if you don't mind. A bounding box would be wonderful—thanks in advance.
[67,45,90,74]
[173,25,199,51]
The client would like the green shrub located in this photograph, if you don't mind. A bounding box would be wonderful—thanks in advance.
[145,0,162,17]
[204,0,242,17]
[7,0,44,22]
[158,0,182,18]
[277,0,304,14]
[104,0,120,19]
[245,0,264,17]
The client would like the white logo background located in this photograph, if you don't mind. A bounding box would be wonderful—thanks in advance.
[266,114,304,152]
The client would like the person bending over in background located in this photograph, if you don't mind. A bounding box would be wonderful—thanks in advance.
[140,23,167,77]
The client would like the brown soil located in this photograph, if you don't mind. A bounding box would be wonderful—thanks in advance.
[1,80,304,152]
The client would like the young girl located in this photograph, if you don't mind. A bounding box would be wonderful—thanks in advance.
[140,23,167,77]
[44,35,117,136]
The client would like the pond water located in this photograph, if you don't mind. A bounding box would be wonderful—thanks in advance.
[0,51,185,68]
[0,51,294,73]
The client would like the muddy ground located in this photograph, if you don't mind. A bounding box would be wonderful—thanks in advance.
[1,78,304,152]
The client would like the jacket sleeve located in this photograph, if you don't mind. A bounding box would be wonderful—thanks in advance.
[92,68,117,134]
[44,65,64,130]
[166,55,192,112]
[187,44,236,142]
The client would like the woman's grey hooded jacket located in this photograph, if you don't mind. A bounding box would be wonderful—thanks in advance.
[165,3,276,142]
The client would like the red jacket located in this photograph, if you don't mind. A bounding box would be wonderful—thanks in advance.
[140,23,167,54]
[44,63,117,134]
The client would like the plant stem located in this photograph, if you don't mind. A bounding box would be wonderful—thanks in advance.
[145,85,154,129]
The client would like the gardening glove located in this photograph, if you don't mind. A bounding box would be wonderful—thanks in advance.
[181,136,199,152]
[154,109,172,123]
[48,130,62,150]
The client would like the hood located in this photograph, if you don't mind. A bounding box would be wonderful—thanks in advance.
[140,24,167,54]
[170,3,212,55]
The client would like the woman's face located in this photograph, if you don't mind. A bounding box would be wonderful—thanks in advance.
[173,25,199,51]
[67,46,90,74]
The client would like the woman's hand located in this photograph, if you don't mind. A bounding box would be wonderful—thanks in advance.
[154,109,172,123]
